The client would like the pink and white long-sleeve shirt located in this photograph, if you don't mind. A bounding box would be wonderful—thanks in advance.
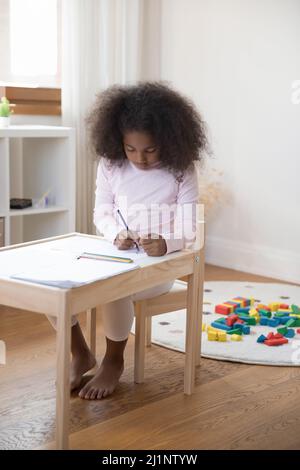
[93,158,199,254]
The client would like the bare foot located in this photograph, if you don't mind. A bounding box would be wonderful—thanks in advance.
[78,357,124,399]
[70,350,97,391]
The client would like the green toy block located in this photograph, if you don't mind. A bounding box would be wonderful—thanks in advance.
[258,309,272,318]
[215,317,226,323]
[277,326,288,335]
[291,304,300,314]
[274,312,287,318]
[286,318,296,328]
[227,328,243,335]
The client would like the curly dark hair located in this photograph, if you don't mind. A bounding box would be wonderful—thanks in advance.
[87,81,211,173]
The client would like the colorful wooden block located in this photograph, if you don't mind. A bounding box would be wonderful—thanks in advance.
[260,317,269,326]
[264,338,288,346]
[227,328,243,335]
[284,329,295,338]
[279,303,290,309]
[268,302,280,312]
[277,326,288,336]
[226,314,239,327]
[242,325,250,335]
[257,334,267,343]
[297,329,300,334]
[217,331,227,342]
[215,304,232,315]
[268,318,280,327]
[286,318,297,328]
[258,309,272,318]
[235,307,250,314]
[291,304,300,314]
[231,334,242,341]
[211,321,232,331]
[208,330,218,341]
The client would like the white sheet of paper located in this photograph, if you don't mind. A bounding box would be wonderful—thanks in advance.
[0,235,149,288]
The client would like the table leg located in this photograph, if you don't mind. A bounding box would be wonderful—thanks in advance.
[56,295,71,450]
[86,307,97,356]
[195,248,205,367]
[184,253,201,395]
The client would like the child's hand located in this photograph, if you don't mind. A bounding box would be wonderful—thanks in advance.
[139,234,167,256]
[114,229,139,250]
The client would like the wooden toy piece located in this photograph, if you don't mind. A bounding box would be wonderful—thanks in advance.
[208,330,218,341]
[274,333,284,339]
[277,326,288,336]
[227,328,243,335]
[215,304,232,315]
[291,304,300,314]
[279,303,289,309]
[235,319,245,325]
[257,334,267,343]
[268,318,280,327]
[223,303,236,313]
[235,307,250,314]
[202,323,207,332]
[231,334,242,341]
[264,337,288,346]
[232,297,247,307]
[284,329,295,338]
[268,302,280,312]
[278,316,293,324]
[297,329,300,334]
[258,309,272,318]
[217,331,227,342]
[242,325,250,335]
[225,301,239,310]
[257,304,270,311]
[277,308,292,314]
[211,321,232,331]
[215,317,226,324]
[260,317,269,326]
[286,318,296,328]
[267,332,275,340]
[226,314,239,327]
[239,315,256,325]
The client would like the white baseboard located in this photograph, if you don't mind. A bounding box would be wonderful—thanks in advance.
[206,236,300,285]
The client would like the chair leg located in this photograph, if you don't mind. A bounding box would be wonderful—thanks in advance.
[86,307,97,357]
[145,316,152,347]
[134,301,147,383]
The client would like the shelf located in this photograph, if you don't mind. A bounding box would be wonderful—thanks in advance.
[0,125,73,138]
[9,206,69,217]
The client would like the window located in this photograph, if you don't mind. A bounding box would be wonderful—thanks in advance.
[0,0,61,87]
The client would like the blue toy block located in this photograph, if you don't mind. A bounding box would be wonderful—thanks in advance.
[242,325,250,335]
[267,318,280,327]
[235,307,250,314]
[257,334,267,343]
[211,321,232,331]
[260,317,269,326]
[284,329,295,338]
[278,316,292,325]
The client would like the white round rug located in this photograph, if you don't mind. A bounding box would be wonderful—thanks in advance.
[132,281,300,366]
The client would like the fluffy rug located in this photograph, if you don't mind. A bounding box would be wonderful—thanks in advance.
[132,281,300,366]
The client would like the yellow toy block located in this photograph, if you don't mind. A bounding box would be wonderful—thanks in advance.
[277,308,292,314]
[269,302,280,311]
[202,323,207,332]
[217,331,227,342]
[249,308,258,316]
[207,330,218,341]
[231,334,242,341]
[290,314,300,318]
[250,297,255,307]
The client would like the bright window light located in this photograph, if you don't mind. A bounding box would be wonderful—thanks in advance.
[10,0,57,77]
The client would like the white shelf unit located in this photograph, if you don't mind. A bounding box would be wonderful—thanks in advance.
[0,125,75,246]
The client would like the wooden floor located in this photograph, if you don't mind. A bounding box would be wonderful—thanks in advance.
[0,264,299,450]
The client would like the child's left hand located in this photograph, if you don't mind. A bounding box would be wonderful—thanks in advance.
[139,234,167,256]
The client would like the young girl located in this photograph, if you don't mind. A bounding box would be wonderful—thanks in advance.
[63,82,208,400]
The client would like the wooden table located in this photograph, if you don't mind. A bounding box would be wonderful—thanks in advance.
[0,232,204,450]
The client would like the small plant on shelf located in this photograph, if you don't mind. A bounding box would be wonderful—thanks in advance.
[0,97,12,127]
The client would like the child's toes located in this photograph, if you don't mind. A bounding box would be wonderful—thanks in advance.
[97,389,104,400]
[90,389,98,400]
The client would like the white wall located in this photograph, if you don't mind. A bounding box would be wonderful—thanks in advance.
[161,0,300,283]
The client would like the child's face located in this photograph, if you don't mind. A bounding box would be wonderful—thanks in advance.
[123,130,160,169]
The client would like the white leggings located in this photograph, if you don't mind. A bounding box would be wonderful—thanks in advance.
[47,281,174,342]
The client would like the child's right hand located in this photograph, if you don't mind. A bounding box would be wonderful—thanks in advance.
[114,229,139,250]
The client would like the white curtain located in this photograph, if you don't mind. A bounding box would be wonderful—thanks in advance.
[61,0,161,234]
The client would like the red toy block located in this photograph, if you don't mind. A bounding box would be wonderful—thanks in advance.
[215,304,231,315]
[235,319,245,325]
[274,333,284,339]
[226,314,239,327]
[267,332,275,340]
[279,303,289,309]
[264,338,288,346]
[297,329,300,334]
